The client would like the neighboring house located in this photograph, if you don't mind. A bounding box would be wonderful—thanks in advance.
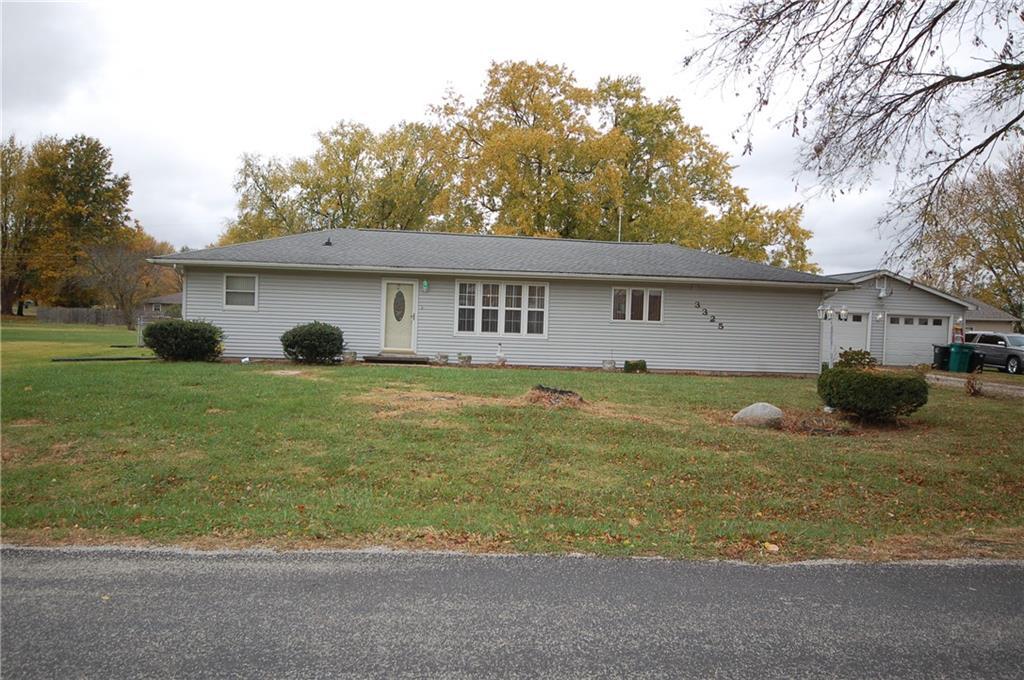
[822,270,974,366]
[963,296,1020,333]
[142,292,182,317]
[152,228,855,374]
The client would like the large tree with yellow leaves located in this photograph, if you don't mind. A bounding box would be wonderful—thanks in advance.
[221,61,817,272]
[1,134,134,312]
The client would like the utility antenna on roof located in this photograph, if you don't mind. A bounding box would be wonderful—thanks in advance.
[617,205,623,243]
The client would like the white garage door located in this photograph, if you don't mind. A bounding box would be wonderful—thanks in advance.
[884,314,949,365]
[823,312,870,363]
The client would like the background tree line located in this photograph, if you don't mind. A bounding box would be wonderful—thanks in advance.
[1,134,178,326]
[914,151,1024,328]
[221,61,819,273]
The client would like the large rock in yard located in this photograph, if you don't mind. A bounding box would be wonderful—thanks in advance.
[732,402,784,429]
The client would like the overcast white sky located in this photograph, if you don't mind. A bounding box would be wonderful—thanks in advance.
[2,0,895,273]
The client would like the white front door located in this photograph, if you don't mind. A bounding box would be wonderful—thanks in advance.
[822,311,870,364]
[383,282,415,351]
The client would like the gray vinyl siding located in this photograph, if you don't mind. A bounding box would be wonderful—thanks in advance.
[183,266,825,373]
[965,320,1017,333]
[184,268,384,359]
[823,275,965,363]
[416,278,822,373]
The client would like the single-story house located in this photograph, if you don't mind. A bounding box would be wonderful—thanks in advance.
[963,296,1020,333]
[142,292,182,316]
[820,270,975,366]
[153,228,862,374]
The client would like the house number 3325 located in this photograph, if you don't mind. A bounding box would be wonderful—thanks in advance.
[693,301,725,330]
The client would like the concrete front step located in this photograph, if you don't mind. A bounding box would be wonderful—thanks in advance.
[362,353,432,365]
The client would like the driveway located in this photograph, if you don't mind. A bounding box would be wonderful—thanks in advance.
[2,547,1022,678]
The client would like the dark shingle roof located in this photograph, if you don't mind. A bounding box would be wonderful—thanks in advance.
[829,270,878,282]
[155,228,847,286]
[144,292,182,305]
[965,296,1019,322]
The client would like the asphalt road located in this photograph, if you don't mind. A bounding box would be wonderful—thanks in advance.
[2,547,1022,679]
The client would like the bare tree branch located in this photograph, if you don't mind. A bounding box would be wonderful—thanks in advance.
[686,1,1024,255]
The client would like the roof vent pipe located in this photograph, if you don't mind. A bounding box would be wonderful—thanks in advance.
[323,237,332,246]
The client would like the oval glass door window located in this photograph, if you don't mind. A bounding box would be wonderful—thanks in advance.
[393,290,406,322]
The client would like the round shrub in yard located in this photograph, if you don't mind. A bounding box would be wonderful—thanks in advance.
[817,367,928,422]
[143,319,223,361]
[280,321,345,364]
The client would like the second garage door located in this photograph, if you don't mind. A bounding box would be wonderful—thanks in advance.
[884,314,950,365]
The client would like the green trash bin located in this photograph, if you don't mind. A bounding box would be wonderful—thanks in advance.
[948,343,972,373]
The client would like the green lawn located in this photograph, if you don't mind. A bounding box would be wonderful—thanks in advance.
[2,319,1022,560]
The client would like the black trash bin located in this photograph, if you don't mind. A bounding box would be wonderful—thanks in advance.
[968,351,986,373]
[932,344,951,371]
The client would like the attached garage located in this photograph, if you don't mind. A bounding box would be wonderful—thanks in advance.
[883,314,950,365]
[823,270,972,367]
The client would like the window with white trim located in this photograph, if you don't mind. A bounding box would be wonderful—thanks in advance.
[152,303,162,312]
[455,281,547,336]
[457,282,476,332]
[527,285,546,334]
[612,287,663,322]
[224,275,257,308]
[647,290,662,322]
[504,284,522,334]
[481,283,500,333]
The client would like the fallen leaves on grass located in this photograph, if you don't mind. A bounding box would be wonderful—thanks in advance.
[8,418,45,427]
[848,527,1024,561]
[352,386,676,427]
[781,413,857,437]
[0,442,29,463]
[525,385,584,408]
[0,525,516,555]
[266,369,324,381]
[352,387,515,419]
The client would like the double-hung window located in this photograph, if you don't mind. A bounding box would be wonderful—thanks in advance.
[458,282,476,332]
[481,283,500,333]
[504,284,523,333]
[455,281,546,337]
[526,285,546,334]
[612,287,662,322]
[224,274,257,309]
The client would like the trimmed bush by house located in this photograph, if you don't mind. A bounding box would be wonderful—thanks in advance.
[817,368,928,422]
[623,360,648,374]
[143,319,223,361]
[834,348,877,369]
[280,321,345,364]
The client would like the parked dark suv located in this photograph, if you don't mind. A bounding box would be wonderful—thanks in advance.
[964,332,1024,375]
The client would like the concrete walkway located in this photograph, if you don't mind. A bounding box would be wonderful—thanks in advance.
[926,372,1024,397]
